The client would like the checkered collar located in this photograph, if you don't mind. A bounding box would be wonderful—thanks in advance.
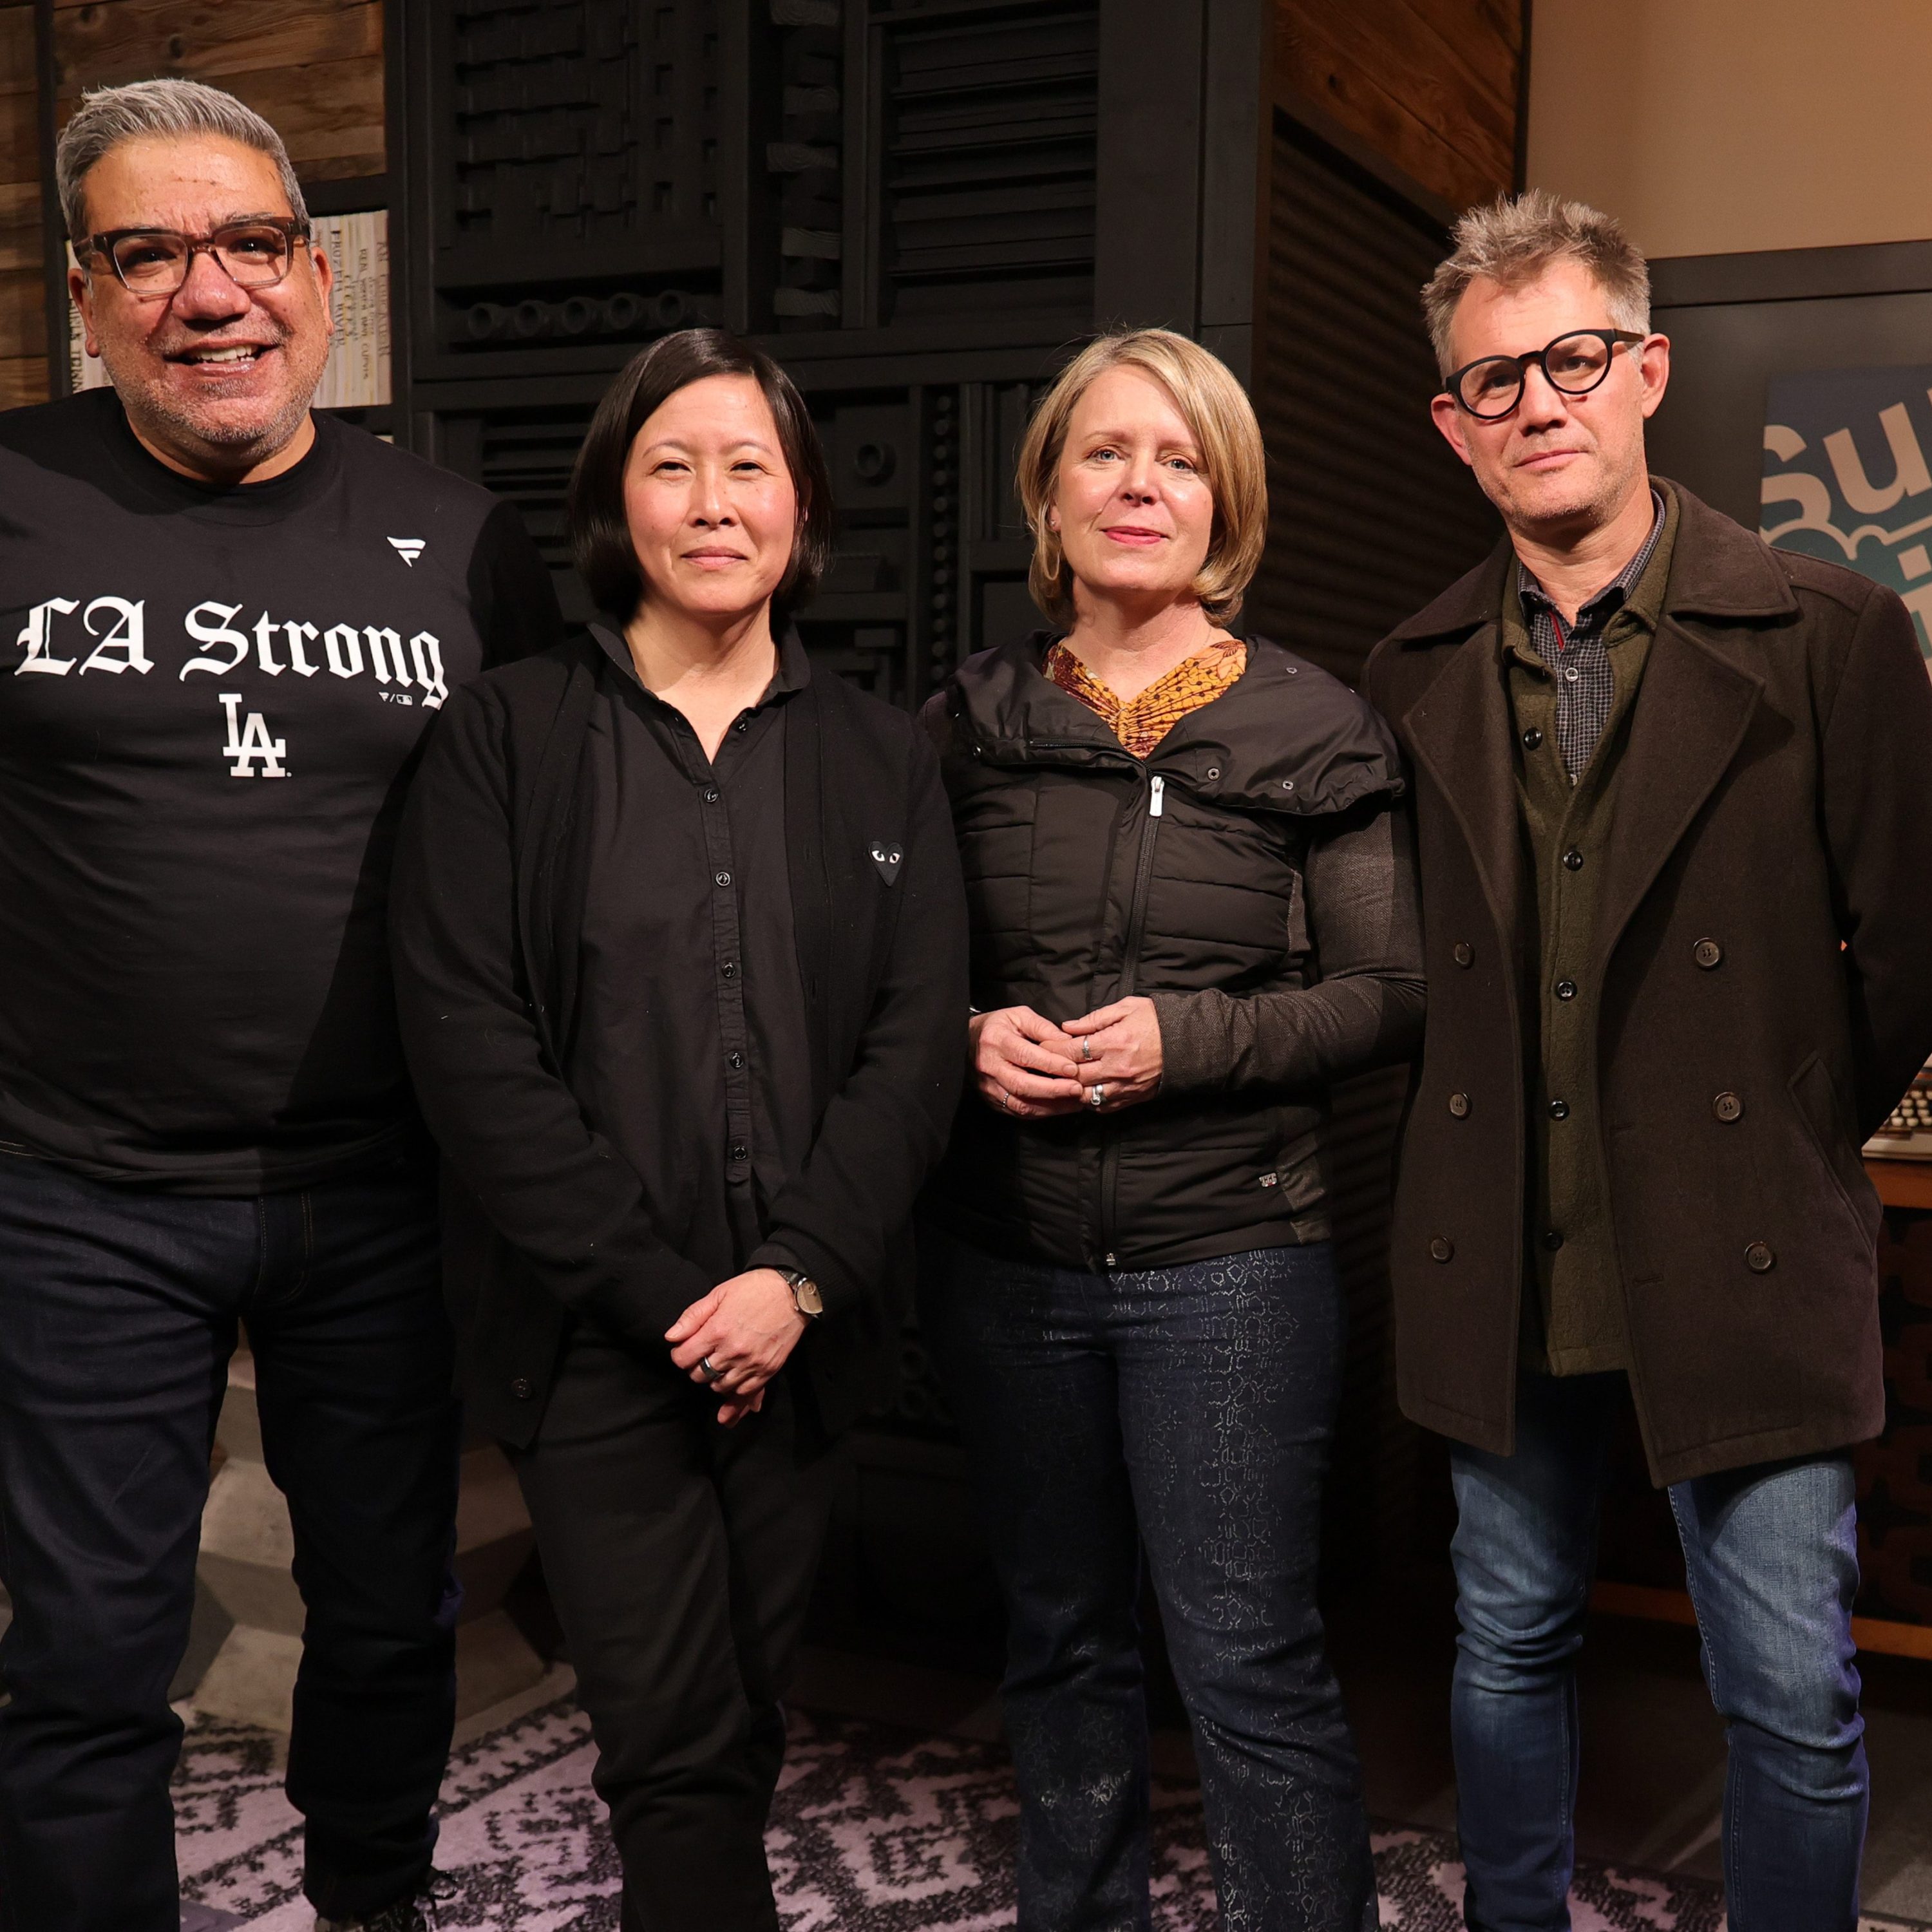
[1515,489,1667,634]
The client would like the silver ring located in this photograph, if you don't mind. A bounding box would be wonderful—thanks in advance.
[998,1088,1012,1113]
[699,1356,723,1383]
[1080,1037,1094,1063]
[1088,1083,1105,1108]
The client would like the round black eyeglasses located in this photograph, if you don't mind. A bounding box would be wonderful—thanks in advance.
[1443,328,1646,420]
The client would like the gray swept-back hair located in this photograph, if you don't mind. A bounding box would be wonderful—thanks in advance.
[1421,189,1649,376]
[56,78,308,242]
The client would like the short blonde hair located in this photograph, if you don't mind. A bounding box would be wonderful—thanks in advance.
[1016,328,1267,627]
[1422,189,1649,377]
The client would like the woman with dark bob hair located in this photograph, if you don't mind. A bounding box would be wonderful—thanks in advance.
[920,328,1424,1929]
[388,328,967,1927]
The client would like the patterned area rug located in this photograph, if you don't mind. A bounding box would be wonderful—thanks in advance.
[174,1695,1920,1931]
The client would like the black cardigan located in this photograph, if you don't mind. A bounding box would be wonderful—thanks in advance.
[389,634,969,1446]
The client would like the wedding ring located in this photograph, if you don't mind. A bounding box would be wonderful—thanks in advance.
[699,1356,723,1383]
[1080,1037,1093,1062]
[1088,1083,1106,1108]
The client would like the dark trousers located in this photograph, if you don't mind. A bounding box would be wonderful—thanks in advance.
[507,1328,835,1932]
[0,1157,461,1931]
[919,1228,1378,1932]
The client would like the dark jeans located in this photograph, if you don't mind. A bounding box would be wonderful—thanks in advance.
[1450,1370,1866,1932]
[0,1157,461,1932]
[507,1327,835,1932]
[920,1229,1378,1932]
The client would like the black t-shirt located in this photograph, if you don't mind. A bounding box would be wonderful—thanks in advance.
[0,388,562,1192]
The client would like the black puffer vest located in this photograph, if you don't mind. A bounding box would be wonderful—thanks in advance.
[921,631,1403,1273]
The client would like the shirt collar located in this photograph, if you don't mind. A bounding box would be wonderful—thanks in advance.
[589,621,812,703]
[1515,488,1667,631]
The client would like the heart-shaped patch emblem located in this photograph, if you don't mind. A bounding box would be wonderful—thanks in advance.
[869,840,903,884]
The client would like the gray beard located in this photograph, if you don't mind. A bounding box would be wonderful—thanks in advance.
[99,341,325,472]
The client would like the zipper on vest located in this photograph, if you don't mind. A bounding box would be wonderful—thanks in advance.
[1097,772,1164,1267]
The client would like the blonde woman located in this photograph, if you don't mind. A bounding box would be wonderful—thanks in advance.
[918,330,1421,1930]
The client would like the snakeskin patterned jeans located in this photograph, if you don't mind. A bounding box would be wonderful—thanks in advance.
[917,1227,1379,1932]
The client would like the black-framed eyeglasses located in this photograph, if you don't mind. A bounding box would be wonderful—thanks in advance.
[79,217,311,298]
[1443,328,1646,420]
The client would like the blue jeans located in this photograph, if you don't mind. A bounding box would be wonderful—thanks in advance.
[1450,1370,1866,1932]
[919,1229,1378,1932]
[0,1157,462,1932]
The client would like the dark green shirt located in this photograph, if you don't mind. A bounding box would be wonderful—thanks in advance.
[1502,484,1680,1374]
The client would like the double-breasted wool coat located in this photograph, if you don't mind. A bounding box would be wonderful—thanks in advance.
[1364,480,1932,1485]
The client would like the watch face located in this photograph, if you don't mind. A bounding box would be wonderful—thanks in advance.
[793,1276,824,1316]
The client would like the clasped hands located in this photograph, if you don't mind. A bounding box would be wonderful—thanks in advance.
[667,1266,806,1428]
[971,996,1163,1120]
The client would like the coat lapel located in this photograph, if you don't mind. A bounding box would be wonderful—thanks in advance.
[1591,617,1763,976]
[1401,621,1526,973]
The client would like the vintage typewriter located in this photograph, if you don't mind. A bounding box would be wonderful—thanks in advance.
[1866,1065,1932,1161]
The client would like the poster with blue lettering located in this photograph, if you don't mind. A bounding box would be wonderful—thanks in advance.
[1761,366,1932,673]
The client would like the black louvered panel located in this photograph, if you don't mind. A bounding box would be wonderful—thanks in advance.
[1248,117,1498,688]
[877,2,1099,321]
[1250,119,1491,1585]
[475,406,596,619]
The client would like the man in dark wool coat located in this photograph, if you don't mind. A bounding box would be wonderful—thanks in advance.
[1365,187,1932,1932]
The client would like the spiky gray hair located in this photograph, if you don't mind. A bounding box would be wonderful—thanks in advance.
[56,78,308,243]
[1421,189,1649,375]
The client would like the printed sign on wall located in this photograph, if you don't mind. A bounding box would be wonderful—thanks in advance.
[1762,365,1932,670]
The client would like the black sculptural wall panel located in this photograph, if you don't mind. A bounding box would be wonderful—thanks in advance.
[413,0,725,377]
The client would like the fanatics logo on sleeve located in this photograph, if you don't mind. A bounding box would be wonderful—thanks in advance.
[388,537,426,567]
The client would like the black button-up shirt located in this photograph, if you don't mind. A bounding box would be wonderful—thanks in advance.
[567,623,813,1287]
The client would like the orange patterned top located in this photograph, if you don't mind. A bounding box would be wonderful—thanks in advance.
[1043,636,1247,759]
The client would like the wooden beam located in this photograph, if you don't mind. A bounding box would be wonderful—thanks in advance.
[1593,1580,1932,1663]
[52,0,380,88]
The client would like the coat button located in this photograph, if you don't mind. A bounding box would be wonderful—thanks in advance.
[730,1142,749,1163]
[1745,1241,1775,1273]
[1448,1092,1470,1118]
[1714,1091,1743,1122]
[509,1376,534,1400]
[703,785,719,803]
[1562,847,1584,871]
[1694,938,1723,969]
[1522,726,1544,750]
[1555,979,1577,1001]
[1548,1098,1570,1120]
[1430,1236,1454,1263]
[714,869,732,887]
[1542,1227,1564,1251]
[1453,942,1474,967]
[727,1050,744,1070]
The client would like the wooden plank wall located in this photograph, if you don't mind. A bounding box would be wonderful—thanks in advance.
[0,0,386,410]
[0,4,41,408]
[1273,0,1523,213]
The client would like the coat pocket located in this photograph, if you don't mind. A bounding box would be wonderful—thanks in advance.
[1786,1050,1877,1232]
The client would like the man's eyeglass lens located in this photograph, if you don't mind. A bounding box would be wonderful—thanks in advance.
[102,223,299,295]
[1452,330,1640,419]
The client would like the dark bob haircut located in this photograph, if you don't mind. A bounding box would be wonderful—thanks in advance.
[567,327,835,623]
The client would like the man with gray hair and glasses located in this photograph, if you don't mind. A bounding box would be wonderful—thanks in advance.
[0,80,559,1932]
[1367,189,1932,1930]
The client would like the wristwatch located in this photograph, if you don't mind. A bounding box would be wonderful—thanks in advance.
[779,1267,824,1319]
